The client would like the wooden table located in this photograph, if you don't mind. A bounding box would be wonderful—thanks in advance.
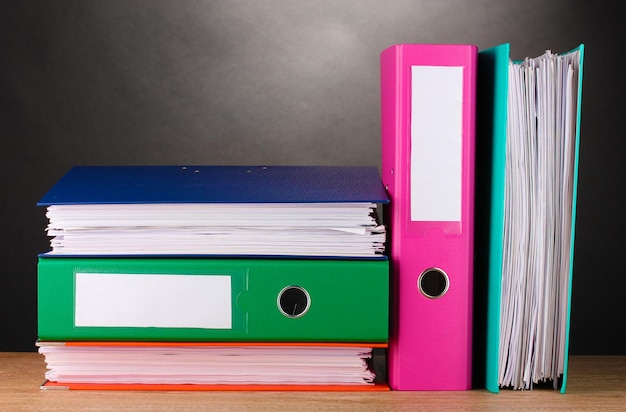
[1,353,625,411]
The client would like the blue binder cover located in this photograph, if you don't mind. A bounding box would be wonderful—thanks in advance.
[38,165,389,205]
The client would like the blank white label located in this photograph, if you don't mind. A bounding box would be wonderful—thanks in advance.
[410,65,463,222]
[75,273,232,329]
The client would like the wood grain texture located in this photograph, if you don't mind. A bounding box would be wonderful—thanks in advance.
[1,353,624,411]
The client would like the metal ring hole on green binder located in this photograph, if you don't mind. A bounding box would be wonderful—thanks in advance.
[277,286,310,318]
[418,268,449,299]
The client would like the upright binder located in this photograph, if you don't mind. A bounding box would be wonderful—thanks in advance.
[476,44,584,393]
[380,44,477,390]
[37,257,389,343]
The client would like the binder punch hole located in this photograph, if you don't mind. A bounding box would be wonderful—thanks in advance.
[418,268,449,299]
[277,286,310,318]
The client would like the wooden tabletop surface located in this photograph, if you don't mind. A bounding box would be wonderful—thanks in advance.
[1,353,624,411]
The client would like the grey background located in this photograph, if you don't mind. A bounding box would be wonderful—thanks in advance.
[1,0,621,358]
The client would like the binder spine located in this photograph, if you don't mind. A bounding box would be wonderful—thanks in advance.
[381,44,477,390]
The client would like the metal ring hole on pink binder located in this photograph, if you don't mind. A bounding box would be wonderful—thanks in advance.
[277,285,311,318]
[417,268,449,299]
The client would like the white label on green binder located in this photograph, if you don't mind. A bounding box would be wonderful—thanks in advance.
[74,273,232,329]
[410,65,463,222]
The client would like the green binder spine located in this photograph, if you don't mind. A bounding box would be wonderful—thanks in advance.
[38,257,389,343]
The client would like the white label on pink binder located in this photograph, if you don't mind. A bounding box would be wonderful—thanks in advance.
[74,273,232,329]
[410,65,463,222]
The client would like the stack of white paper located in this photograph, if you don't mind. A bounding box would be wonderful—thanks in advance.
[498,49,580,390]
[43,203,386,257]
[37,343,376,386]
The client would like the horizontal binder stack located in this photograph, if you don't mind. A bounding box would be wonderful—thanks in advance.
[36,165,390,391]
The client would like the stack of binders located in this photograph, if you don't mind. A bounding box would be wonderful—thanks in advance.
[36,165,390,391]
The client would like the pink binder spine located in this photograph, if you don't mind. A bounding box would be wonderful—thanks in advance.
[381,44,477,390]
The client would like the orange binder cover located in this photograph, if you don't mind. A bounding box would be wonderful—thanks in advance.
[40,382,390,392]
